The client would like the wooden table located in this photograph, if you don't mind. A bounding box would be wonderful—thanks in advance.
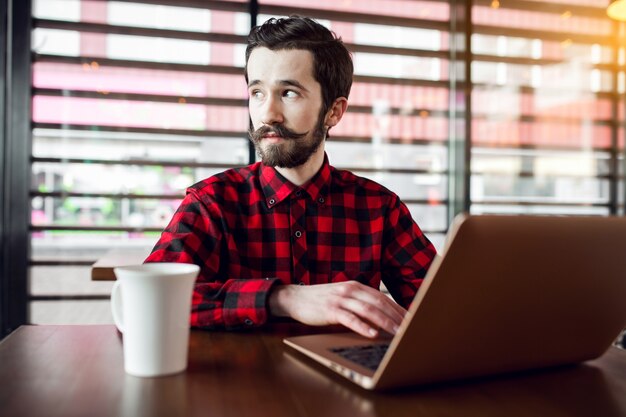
[1,324,626,417]
[91,247,152,280]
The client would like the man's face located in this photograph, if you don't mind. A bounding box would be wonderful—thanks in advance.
[247,47,326,168]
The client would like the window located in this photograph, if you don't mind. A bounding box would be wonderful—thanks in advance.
[470,0,624,216]
[30,0,251,323]
[259,1,452,246]
[28,0,625,325]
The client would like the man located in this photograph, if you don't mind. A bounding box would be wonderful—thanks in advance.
[146,16,436,338]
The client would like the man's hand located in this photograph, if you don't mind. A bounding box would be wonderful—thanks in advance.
[268,281,407,338]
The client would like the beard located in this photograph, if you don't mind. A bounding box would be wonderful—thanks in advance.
[248,114,327,169]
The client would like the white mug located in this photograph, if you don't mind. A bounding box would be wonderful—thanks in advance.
[111,262,200,377]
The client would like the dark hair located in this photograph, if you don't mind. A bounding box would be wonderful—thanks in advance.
[245,16,353,115]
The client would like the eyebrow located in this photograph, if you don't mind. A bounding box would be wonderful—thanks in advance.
[247,79,310,93]
[279,79,310,92]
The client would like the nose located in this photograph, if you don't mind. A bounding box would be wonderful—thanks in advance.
[261,95,284,126]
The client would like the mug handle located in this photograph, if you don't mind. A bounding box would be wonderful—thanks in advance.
[110,280,125,333]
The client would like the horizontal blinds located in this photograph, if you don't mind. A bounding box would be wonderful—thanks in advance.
[468,0,624,215]
[31,0,454,246]
[28,0,625,316]
[29,0,454,315]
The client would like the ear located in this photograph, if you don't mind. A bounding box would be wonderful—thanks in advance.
[323,97,348,129]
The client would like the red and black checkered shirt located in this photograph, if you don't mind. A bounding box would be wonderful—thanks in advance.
[145,154,436,330]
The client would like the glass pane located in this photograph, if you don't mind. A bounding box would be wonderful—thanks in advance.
[355,53,447,81]
[32,196,183,229]
[30,0,251,325]
[407,204,447,232]
[355,24,443,50]
[32,28,80,56]
[472,119,612,149]
[29,300,114,325]
[472,62,613,92]
[31,232,158,263]
[33,62,247,99]
[34,28,248,66]
[334,113,448,142]
[30,266,114,296]
[260,0,450,21]
[32,129,249,165]
[471,176,609,204]
[470,204,610,216]
[472,148,612,176]
[473,89,612,120]
[470,1,619,215]
[33,0,81,21]
[107,2,213,32]
[354,172,447,203]
[350,83,449,110]
[33,95,248,131]
[472,35,613,63]
[34,1,249,34]
[326,141,447,172]
[472,6,611,36]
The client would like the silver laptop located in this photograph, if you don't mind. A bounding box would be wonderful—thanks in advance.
[284,214,626,390]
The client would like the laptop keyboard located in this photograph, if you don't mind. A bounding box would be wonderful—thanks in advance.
[330,343,390,371]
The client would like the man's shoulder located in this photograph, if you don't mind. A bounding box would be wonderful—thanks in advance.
[330,165,395,196]
[188,163,260,195]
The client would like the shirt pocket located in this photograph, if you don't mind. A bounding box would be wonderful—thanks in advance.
[330,270,381,290]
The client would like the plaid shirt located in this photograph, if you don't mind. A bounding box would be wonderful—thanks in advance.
[146,154,436,330]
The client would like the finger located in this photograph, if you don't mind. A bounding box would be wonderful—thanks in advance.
[340,297,401,335]
[350,282,407,318]
[340,283,407,324]
[333,281,405,317]
[335,309,380,338]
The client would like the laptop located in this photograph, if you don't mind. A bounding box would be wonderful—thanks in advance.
[284,214,626,390]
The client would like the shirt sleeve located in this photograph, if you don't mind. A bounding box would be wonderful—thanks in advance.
[144,188,280,330]
[381,194,437,308]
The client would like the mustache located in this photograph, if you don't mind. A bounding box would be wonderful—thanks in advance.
[248,124,308,142]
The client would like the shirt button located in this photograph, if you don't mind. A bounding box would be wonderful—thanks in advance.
[295,190,302,197]
[268,198,276,205]
[318,197,325,204]
[298,281,305,286]
[294,230,302,238]
[244,318,254,326]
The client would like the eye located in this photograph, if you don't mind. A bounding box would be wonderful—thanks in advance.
[249,89,264,99]
[283,90,299,99]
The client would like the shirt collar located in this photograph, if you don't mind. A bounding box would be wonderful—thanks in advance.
[260,153,332,209]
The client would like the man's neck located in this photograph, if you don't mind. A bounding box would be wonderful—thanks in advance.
[274,147,325,187]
